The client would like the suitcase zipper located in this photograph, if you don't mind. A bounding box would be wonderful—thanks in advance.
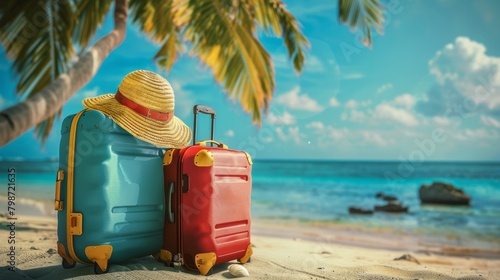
[177,148,186,266]
[65,110,88,264]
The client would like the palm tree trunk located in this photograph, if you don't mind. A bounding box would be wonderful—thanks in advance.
[0,0,128,147]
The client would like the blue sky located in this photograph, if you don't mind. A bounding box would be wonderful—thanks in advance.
[1,0,500,161]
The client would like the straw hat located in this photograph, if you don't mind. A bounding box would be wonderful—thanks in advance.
[82,70,191,148]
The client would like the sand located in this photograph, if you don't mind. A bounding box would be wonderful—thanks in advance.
[1,215,499,280]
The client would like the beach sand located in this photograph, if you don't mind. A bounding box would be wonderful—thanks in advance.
[1,213,499,280]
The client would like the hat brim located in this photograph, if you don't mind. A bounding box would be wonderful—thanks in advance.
[82,94,191,148]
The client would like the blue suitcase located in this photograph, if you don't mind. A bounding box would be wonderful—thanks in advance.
[54,110,165,274]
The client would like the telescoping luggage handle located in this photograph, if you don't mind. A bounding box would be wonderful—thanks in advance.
[192,104,216,145]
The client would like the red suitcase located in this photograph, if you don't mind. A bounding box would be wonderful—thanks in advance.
[159,105,253,275]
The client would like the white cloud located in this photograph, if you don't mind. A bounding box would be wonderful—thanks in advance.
[417,36,500,117]
[453,133,469,141]
[84,89,98,98]
[272,53,289,69]
[342,109,366,123]
[454,128,500,141]
[174,91,194,118]
[429,37,500,84]
[329,97,340,107]
[276,86,324,112]
[69,88,100,106]
[276,127,287,141]
[465,129,487,138]
[75,88,99,99]
[327,126,349,140]
[342,73,365,80]
[261,135,273,143]
[288,127,302,144]
[169,81,195,118]
[345,100,358,109]
[304,55,325,73]
[349,109,366,122]
[170,81,182,92]
[306,122,349,144]
[266,111,296,125]
[370,94,419,127]
[344,99,371,109]
[464,128,499,139]
[306,121,325,132]
[362,101,372,107]
[341,112,348,121]
[401,129,424,138]
[392,93,415,109]
[374,103,419,127]
[432,116,453,126]
[225,130,235,137]
[275,126,303,144]
[361,131,390,147]
[377,83,393,93]
[480,115,500,128]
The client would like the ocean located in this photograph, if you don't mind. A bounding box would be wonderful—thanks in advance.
[1,159,499,248]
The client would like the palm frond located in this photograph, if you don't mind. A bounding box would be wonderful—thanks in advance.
[130,0,182,72]
[183,0,274,124]
[127,0,309,124]
[0,0,75,143]
[253,0,309,72]
[338,0,384,47]
[73,0,112,50]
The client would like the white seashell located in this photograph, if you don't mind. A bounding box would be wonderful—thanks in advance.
[228,264,249,277]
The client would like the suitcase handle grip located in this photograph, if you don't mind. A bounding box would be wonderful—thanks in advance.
[54,170,64,211]
[196,140,228,149]
[193,104,216,145]
[167,182,175,224]
[193,105,216,116]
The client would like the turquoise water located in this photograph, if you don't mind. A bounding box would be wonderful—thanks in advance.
[1,160,499,246]
[251,160,500,246]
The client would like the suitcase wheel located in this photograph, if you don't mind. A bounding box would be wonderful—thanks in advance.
[62,258,76,269]
[237,257,251,263]
[93,262,109,274]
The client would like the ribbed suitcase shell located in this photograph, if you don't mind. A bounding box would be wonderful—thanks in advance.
[56,110,164,271]
[161,144,252,274]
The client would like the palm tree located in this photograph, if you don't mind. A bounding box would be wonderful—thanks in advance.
[0,0,384,147]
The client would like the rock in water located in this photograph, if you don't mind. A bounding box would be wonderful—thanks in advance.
[228,264,249,277]
[348,207,374,215]
[375,192,398,202]
[419,181,470,205]
[374,201,408,213]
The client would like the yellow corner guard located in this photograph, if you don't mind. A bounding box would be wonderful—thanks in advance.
[157,249,173,264]
[57,242,75,266]
[195,252,216,275]
[163,149,175,166]
[85,245,113,272]
[194,150,214,167]
[239,244,253,263]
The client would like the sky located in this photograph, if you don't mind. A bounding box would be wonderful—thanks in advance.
[1,0,500,161]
